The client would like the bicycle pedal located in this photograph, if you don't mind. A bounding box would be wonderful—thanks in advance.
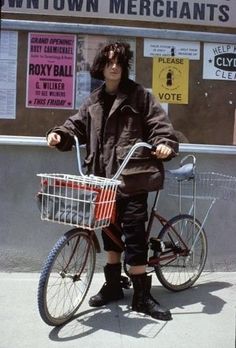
[150,238,166,252]
[120,275,131,289]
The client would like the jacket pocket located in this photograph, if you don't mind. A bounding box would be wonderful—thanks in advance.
[119,106,142,138]
[116,148,164,195]
[120,105,139,114]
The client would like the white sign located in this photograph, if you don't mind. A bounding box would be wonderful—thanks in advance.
[144,39,200,60]
[203,43,236,81]
[2,0,236,28]
[0,31,18,119]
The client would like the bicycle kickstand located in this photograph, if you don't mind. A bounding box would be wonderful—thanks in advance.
[120,275,132,289]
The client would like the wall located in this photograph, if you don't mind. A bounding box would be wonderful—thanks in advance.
[0,143,235,272]
[1,15,236,145]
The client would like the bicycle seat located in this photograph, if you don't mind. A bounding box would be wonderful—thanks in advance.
[165,163,195,181]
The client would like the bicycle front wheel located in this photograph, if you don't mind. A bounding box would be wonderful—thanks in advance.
[38,228,96,326]
[154,214,207,291]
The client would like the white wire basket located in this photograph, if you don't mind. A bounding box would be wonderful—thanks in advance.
[165,172,236,201]
[37,173,121,230]
[37,137,156,231]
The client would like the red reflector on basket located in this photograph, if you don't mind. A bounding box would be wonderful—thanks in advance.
[95,187,116,221]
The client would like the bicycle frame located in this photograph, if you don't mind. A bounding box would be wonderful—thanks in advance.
[102,189,191,268]
[145,191,190,267]
[91,149,212,270]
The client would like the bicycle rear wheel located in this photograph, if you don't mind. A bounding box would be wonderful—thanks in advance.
[38,228,96,326]
[154,214,207,291]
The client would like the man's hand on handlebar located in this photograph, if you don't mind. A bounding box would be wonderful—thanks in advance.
[47,132,61,147]
[151,144,172,159]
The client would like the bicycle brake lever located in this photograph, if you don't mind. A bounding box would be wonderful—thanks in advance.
[150,145,157,153]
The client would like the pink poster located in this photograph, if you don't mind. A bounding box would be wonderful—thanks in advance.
[26,33,76,109]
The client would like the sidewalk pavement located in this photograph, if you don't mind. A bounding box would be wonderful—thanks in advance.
[1,272,235,348]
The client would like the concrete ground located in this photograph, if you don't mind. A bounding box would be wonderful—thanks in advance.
[0,272,235,348]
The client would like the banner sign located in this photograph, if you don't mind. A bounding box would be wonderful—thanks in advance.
[2,0,236,28]
[26,32,76,109]
[152,56,189,104]
[203,43,236,81]
[144,39,200,60]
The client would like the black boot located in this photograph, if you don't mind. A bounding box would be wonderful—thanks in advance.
[131,273,172,321]
[89,263,124,307]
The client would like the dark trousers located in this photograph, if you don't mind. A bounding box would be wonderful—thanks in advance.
[102,193,148,266]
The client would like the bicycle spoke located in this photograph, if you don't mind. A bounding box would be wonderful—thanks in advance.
[38,229,96,325]
[154,215,207,291]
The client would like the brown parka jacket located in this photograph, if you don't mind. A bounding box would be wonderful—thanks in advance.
[49,79,179,196]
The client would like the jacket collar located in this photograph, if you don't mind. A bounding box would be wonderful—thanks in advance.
[88,83,129,139]
[89,81,129,105]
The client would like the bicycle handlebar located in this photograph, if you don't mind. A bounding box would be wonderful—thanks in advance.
[73,136,153,179]
[74,136,86,177]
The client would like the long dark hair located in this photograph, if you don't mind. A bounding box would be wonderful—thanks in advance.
[90,42,133,83]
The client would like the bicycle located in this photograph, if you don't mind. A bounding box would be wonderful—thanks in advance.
[36,136,235,326]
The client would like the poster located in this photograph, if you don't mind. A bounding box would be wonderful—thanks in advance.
[152,56,189,104]
[203,43,236,81]
[76,35,136,107]
[0,31,18,119]
[144,39,200,60]
[26,33,76,109]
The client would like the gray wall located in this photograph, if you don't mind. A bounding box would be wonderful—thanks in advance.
[0,144,235,272]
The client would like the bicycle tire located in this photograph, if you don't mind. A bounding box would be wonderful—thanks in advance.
[154,214,207,292]
[38,228,96,326]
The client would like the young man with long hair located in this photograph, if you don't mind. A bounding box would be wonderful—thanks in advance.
[47,42,179,321]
